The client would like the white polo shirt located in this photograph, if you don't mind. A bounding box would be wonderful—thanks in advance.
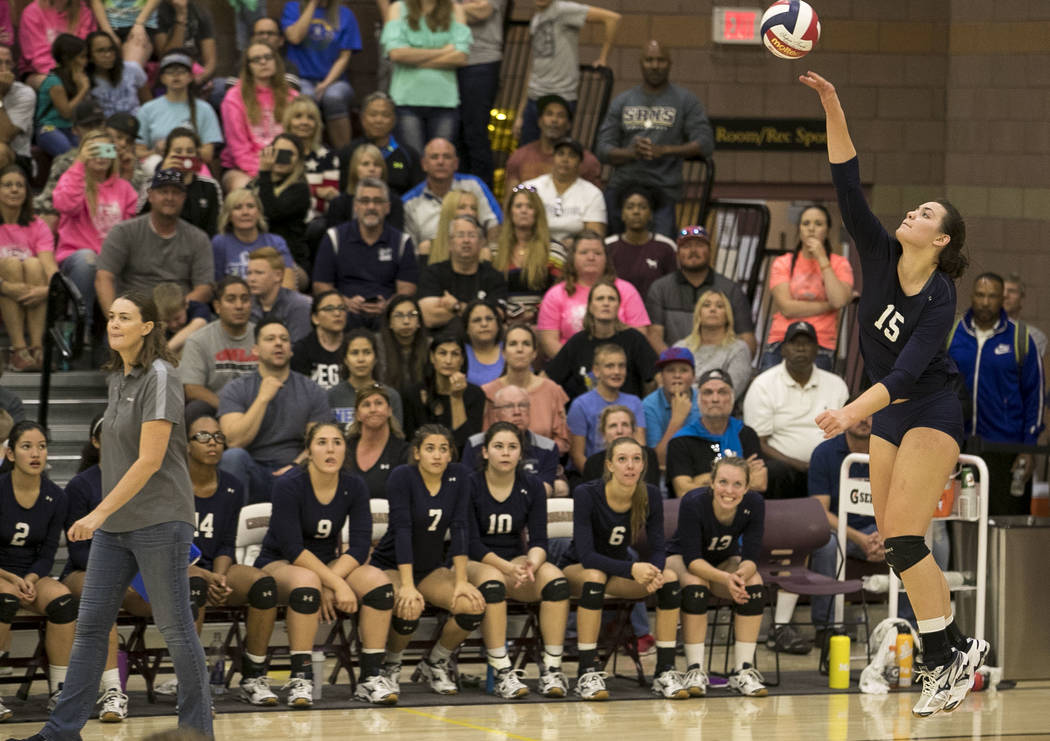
[742,362,849,463]
[522,173,607,243]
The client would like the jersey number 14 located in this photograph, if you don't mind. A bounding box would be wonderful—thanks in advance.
[875,304,904,342]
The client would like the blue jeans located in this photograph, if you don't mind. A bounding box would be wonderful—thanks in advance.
[760,341,835,373]
[395,105,460,162]
[517,97,577,148]
[456,62,501,187]
[37,126,78,157]
[220,447,283,504]
[298,78,354,121]
[41,521,211,740]
[59,249,98,334]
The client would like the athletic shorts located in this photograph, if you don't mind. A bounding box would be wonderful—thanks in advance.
[871,388,964,448]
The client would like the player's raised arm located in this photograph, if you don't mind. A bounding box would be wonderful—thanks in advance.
[800,71,857,164]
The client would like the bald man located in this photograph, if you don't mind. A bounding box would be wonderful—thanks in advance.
[460,385,565,496]
[596,40,714,238]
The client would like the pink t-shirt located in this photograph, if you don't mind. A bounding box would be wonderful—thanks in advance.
[767,251,854,349]
[536,277,651,346]
[0,219,55,260]
[481,376,571,454]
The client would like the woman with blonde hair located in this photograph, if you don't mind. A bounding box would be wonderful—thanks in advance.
[492,184,565,324]
[53,129,137,339]
[418,188,480,266]
[221,41,297,192]
[325,143,404,229]
[282,96,340,221]
[212,188,296,288]
[674,288,752,392]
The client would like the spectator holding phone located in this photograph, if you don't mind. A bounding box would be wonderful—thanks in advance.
[150,126,221,236]
[255,133,311,282]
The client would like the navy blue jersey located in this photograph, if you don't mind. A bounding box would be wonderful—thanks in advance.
[833,157,959,401]
[257,467,372,567]
[566,480,665,579]
[460,431,559,486]
[193,471,245,571]
[0,473,67,578]
[63,465,102,575]
[667,488,764,566]
[370,463,471,574]
[467,470,548,561]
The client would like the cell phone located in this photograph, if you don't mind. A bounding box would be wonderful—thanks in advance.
[275,149,294,165]
[94,142,118,159]
[505,301,526,318]
[178,156,202,172]
[364,296,382,303]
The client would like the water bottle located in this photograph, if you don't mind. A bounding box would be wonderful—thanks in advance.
[827,634,850,689]
[208,631,226,696]
[312,650,325,701]
[1010,458,1027,497]
[958,466,978,520]
[896,628,913,688]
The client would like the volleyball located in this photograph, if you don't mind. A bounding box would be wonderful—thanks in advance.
[761,0,821,59]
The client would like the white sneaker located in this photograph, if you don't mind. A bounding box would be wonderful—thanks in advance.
[282,676,314,708]
[381,662,402,695]
[727,664,768,697]
[538,669,569,698]
[573,670,609,701]
[652,669,690,699]
[682,666,709,697]
[0,697,12,721]
[47,687,62,712]
[239,675,279,706]
[97,687,128,722]
[943,638,990,712]
[912,652,967,718]
[154,678,179,696]
[354,673,399,705]
[416,658,458,695]
[493,668,529,699]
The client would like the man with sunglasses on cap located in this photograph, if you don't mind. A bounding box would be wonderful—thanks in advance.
[646,224,756,355]
[667,367,766,498]
[505,94,601,192]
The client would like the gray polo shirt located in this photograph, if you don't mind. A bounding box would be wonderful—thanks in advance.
[645,268,754,347]
[100,359,195,533]
[98,215,214,296]
[217,370,334,465]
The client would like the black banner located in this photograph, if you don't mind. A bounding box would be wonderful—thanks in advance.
[711,118,827,151]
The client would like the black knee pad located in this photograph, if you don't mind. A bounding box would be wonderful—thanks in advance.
[44,594,78,624]
[656,581,682,610]
[479,580,505,604]
[540,577,569,602]
[188,576,209,610]
[454,612,484,632]
[578,581,606,610]
[681,585,709,615]
[884,535,930,577]
[734,585,766,617]
[288,587,321,615]
[247,576,277,610]
[391,616,419,635]
[0,593,18,623]
[361,585,394,611]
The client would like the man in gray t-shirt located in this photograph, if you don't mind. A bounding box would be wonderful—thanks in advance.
[596,40,714,237]
[217,317,333,503]
[96,169,214,315]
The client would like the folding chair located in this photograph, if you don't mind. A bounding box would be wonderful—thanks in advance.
[757,498,868,686]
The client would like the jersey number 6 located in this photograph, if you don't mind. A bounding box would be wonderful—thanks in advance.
[608,525,626,546]
[874,304,904,342]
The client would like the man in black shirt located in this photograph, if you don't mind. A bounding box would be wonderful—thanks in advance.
[291,290,348,390]
[418,214,508,332]
[667,369,767,497]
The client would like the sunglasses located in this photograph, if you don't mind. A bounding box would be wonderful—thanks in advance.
[679,226,708,239]
[511,184,537,194]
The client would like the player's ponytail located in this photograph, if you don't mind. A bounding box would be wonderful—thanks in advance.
[935,199,968,280]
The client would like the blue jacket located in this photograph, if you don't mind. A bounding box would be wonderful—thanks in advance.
[946,309,1043,444]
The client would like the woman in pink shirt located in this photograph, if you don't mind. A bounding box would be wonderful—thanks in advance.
[0,165,58,371]
[536,229,649,360]
[53,129,138,337]
[761,204,854,372]
[18,0,97,89]
[220,41,296,193]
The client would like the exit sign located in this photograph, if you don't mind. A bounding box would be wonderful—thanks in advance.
[713,7,762,45]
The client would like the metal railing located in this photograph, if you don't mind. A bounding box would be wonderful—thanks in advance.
[38,271,86,428]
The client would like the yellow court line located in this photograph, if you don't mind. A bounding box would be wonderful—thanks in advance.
[394,706,542,741]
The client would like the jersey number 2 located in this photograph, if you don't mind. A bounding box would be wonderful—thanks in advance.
[10,522,29,546]
[875,304,904,342]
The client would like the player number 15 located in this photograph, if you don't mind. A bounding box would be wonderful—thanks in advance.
[874,304,904,342]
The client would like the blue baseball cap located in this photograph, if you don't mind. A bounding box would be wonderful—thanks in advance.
[655,346,695,370]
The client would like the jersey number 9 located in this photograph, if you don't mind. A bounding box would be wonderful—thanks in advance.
[315,519,332,538]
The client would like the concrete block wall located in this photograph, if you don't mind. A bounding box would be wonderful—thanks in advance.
[199,0,1047,326]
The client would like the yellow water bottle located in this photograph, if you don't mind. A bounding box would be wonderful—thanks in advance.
[828,634,851,689]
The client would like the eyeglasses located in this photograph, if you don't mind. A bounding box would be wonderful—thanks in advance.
[318,305,347,313]
[248,53,275,64]
[391,310,419,321]
[356,197,388,206]
[452,231,478,240]
[191,431,227,444]
[494,402,530,411]
[511,184,537,194]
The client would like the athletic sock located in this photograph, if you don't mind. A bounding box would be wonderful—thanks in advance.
[385,650,404,666]
[429,642,453,664]
[49,665,67,691]
[917,616,952,667]
[100,668,121,693]
[241,652,267,679]
[487,648,512,671]
[684,643,704,669]
[577,643,598,675]
[542,646,563,672]
[734,642,757,672]
[655,642,676,674]
[290,651,312,679]
[945,615,968,651]
[359,648,384,679]
[774,593,799,626]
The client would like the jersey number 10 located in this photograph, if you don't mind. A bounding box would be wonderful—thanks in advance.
[874,304,904,342]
